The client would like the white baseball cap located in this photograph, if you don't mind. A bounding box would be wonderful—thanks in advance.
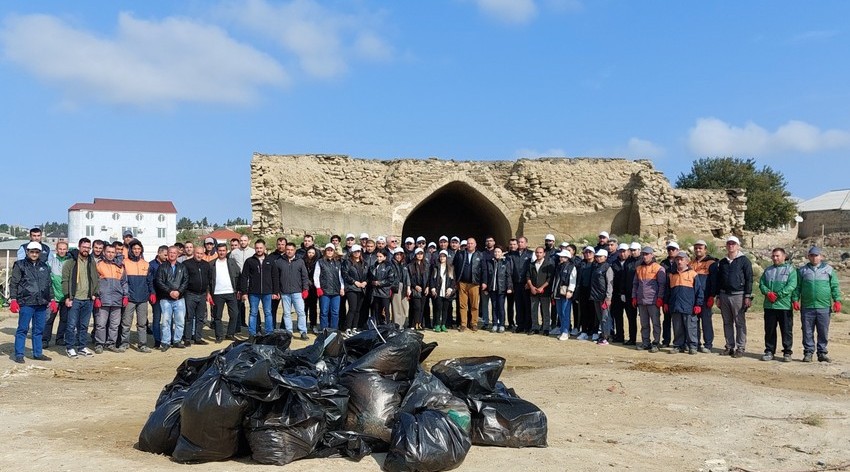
[439,235,448,242]
[414,248,424,254]
[629,242,642,250]
[376,236,386,243]
[350,244,362,252]
[557,249,571,258]
[416,236,426,243]
[599,231,610,238]
[461,239,468,246]
[544,234,555,241]
[405,237,415,244]
[618,243,629,251]
[346,233,355,239]
[595,249,608,256]
[26,242,42,251]
[359,233,369,239]
[324,243,335,250]
[666,241,680,250]
[726,236,740,245]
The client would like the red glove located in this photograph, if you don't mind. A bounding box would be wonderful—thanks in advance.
[122,296,129,307]
[833,301,842,313]
[631,298,638,308]
[301,290,308,299]
[694,306,702,315]
[766,292,777,303]
[94,298,102,309]
[663,304,669,313]
[316,288,324,298]
[49,300,58,314]
[149,293,157,304]
[706,296,715,309]
[207,294,214,306]
[9,299,20,313]
[655,298,663,308]
[792,301,801,311]
[601,301,609,310]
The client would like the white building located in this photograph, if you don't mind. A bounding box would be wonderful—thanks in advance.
[68,198,178,252]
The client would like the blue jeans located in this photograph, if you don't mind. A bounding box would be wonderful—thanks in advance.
[281,293,307,333]
[151,299,162,343]
[479,290,490,326]
[16,304,46,358]
[556,298,572,334]
[65,299,93,350]
[801,308,830,355]
[248,294,273,336]
[160,298,186,346]
[490,293,506,327]
[319,295,341,330]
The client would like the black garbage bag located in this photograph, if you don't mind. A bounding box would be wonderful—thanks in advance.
[245,391,326,465]
[308,431,373,460]
[343,324,402,359]
[342,329,422,381]
[171,362,252,463]
[430,356,505,397]
[383,410,472,472]
[400,369,471,433]
[419,341,437,363]
[156,353,218,406]
[138,386,187,455]
[465,393,548,448]
[306,383,349,431]
[340,372,409,443]
[252,329,293,350]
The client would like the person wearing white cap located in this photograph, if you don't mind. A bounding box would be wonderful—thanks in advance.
[595,231,610,252]
[657,241,681,347]
[343,233,357,256]
[341,244,368,336]
[551,247,577,341]
[526,246,554,335]
[375,236,391,259]
[403,237,416,260]
[448,237,460,260]
[313,244,345,337]
[689,240,718,353]
[607,243,631,343]
[632,246,667,352]
[574,246,597,340]
[621,242,643,345]
[9,241,56,363]
[714,235,754,357]
[542,234,557,263]
[429,250,456,332]
[588,249,614,345]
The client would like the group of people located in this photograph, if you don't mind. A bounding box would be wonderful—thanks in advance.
[7,227,843,364]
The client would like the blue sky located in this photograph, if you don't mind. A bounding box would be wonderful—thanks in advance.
[1,0,849,227]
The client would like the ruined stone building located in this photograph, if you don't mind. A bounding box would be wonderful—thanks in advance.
[251,154,746,244]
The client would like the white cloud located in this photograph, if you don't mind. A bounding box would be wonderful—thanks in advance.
[473,0,538,24]
[626,137,665,158]
[219,0,393,79]
[0,12,288,107]
[515,148,567,158]
[789,30,839,43]
[687,117,850,156]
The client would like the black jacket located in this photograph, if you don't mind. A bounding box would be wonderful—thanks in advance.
[208,258,241,294]
[369,261,396,299]
[526,258,555,296]
[453,250,487,285]
[10,258,53,305]
[589,262,614,302]
[429,263,456,298]
[155,262,189,299]
[342,258,369,293]
[407,260,430,299]
[275,256,309,294]
[507,249,533,284]
[715,253,754,296]
[609,257,628,296]
[183,258,212,295]
[315,258,343,296]
[486,257,514,294]
[239,255,279,295]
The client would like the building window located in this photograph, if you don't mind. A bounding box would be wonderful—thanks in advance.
[135,213,144,221]
[158,214,166,222]
[85,211,94,220]
[112,213,120,220]
[157,227,166,238]
[85,225,95,236]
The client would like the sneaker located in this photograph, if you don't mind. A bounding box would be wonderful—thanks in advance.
[721,348,734,356]
[117,345,128,353]
[79,347,94,357]
[698,346,711,354]
[300,332,309,341]
[732,349,744,358]
[498,326,505,333]
[224,335,236,341]
[215,338,223,344]
[649,345,659,353]
[66,348,78,359]
[550,328,561,336]
[591,333,600,341]
[761,353,774,361]
[32,354,52,361]
[94,345,104,354]
[312,326,320,335]
[569,328,580,336]
[818,354,831,363]
[107,345,121,353]
[783,354,792,362]
[481,324,489,331]
[688,348,697,355]
[577,333,589,341]
[194,339,208,346]
[802,353,813,363]
[491,326,498,333]
[161,344,170,352]
[13,356,24,364]
[597,339,609,345]
[138,345,152,353]
[624,340,636,346]
[183,339,193,346]
[558,332,569,341]
[153,341,161,349]
[173,341,186,349]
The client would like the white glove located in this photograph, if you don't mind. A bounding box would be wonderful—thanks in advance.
[620,295,626,303]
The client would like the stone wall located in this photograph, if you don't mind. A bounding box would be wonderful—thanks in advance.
[251,153,746,243]
[798,210,850,239]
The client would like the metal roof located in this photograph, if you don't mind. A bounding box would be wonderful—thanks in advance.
[68,198,177,213]
[798,189,850,212]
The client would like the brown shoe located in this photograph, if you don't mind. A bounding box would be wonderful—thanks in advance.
[459,325,466,332]
[470,325,478,332]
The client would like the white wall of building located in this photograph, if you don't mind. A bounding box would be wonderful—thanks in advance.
[68,209,177,254]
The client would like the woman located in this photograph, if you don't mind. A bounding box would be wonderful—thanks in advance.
[389,248,409,328]
[303,246,319,331]
[341,244,368,336]
[369,250,396,327]
[551,248,577,341]
[407,248,429,330]
[429,250,455,332]
[485,246,513,333]
[314,243,344,331]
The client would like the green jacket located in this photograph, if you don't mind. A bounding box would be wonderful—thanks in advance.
[794,262,842,310]
[48,252,71,301]
[759,262,797,310]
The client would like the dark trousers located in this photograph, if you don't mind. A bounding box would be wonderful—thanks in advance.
[344,291,364,330]
[358,289,371,330]
[306,288,318,328]
[271,296,282,328]
[212,292,239,339]
[610,296,625,341]
[624,303,638,342]
[43,302,69,345]
[422,297,431,328]
[579,293,595,334]
[514,283,531,331]
[236,298,246,332]
[764,308,793,355]
[410,296,424,327]
[184,292,207,341]
[491,293,506,327]
[453,291,462,328]
[151,299,162,343]
[506,292,516,327]
[371,297,390,326]
[662,307,672,346]
[434,297,452,327]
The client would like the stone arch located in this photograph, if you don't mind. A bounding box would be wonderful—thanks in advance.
[401,179,513,245]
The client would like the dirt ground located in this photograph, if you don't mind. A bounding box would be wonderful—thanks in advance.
[1,307,849,472]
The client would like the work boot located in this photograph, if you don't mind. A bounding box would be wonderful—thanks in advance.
[802,353,813,363]
[761,353,774,361]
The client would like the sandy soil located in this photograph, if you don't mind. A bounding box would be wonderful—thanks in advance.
[1,308,849,472]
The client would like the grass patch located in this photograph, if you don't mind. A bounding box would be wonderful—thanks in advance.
[800,413,825,427]
[628,361,710,374]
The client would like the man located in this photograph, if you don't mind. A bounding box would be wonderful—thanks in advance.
[239,239,279,340]
[715,236,754,358]
[342,233,356,256]
[543,234,557,261]
[758,247,798,362]
[375,236,390,260]
[526,246,554,335]
[793,247,842,363]
[179,242,194,263]
[147,245,168,348]
[268,237,289,320]
[229,238,240,253]
[659,241,680,347]
[510,237,533,333]
[43,241,71,348]
[589,249,614,345]
[690,240,718,353]
[9,242,55,363]
[112,241,125,265]
[359,232,369,249]
[229,235,254,331]
[453,237,486,331]
[276,242,310,337]
[155,246,189,351]
[609,243,630,343]
[330,234,343,256]
[504,238,519,330]
[575,247,597,340]
[448,237,460,260]
[62,238,99,358]
[94,244,128,354]
[121,231,134,258]
[91,239,105,262]
[295,234,315,259]
[621,242,642,345]
[182,246,212,345]
[665,252,704,354]
[16,227,50,263]
[202,237,217,261]
[403,237,416,261]
[595,231,610,253]
[209,243,241,343]
[632,247,666,352]
[121,239,151,353]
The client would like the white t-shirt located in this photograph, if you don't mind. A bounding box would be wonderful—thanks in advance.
[214,259,234,295]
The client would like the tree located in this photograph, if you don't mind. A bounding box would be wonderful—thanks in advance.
[177,217,194,231]
[675,157,796,232]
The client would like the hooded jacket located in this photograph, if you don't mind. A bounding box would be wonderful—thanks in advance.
[715,251,753,297]
[96,257,128,306]
[10,257,53,305]
[632,258,666,305]
[369,260,396,299]
[794,262,842,309]
[759,262,797,310]
[124,240,151,303]
[48,251,71,301]
[665,266,705,313]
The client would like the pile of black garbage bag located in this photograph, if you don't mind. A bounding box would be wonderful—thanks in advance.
[138,325,547,471]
